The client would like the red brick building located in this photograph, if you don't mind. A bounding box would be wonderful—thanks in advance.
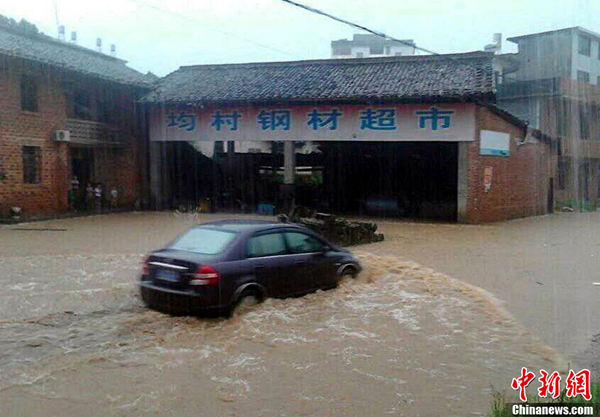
[142,52,556,223]
[0,17,154,220]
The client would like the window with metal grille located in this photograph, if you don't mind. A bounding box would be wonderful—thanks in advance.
[22,146,41,184]
[20,75,38,112]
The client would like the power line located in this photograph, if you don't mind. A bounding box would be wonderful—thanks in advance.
[277,0,488,71]
[124,0,299,59]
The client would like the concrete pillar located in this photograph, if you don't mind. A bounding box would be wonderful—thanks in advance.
[283,141,296,185]
[149,142,168,210]
[457,142,469,223]
[282,141,296,214]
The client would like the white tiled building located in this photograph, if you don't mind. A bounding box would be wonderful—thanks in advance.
[331,34,416,59]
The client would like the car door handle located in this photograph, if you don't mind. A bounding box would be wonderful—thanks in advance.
[294,260,306,265]
[255,265,266,270]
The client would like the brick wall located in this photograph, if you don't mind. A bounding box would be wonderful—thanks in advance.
[0,58,70,217]
[0,56,143,219]
[466,106,556,223]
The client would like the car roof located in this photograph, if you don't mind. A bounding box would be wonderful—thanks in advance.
[198,219,303,233]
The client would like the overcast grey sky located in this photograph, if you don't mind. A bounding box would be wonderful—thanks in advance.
[1,0,598,76]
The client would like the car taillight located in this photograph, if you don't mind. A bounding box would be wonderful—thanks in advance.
[189,265,220,286]
[142,257,149,275]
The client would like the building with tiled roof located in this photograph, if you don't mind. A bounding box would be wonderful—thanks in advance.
[142,52,494,105]
[0,16,154,87]
[144,51,557,224]
[0,15,151,220]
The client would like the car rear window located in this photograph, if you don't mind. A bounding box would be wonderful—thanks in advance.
[168,227,236,255]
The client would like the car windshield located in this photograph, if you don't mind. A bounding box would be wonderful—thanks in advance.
[168,227,236,254]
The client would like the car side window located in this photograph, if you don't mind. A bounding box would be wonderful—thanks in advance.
[247,233,287,258]
[284,232,324,254]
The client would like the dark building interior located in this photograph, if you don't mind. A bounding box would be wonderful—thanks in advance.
[163,141,458,221]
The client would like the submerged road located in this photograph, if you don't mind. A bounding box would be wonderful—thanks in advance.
[0,211,594,415]
[356,212,600,372]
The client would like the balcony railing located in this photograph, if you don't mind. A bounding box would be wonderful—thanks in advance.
[65,119,126,147]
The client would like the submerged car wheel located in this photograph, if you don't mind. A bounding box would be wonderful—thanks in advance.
[230,287,263,316]
[340,266,358,279]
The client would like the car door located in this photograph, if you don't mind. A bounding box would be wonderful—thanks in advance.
[283,231,336,292]
[245,232,291,297]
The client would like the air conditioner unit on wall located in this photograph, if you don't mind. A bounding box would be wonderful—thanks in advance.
[54,130,71,142]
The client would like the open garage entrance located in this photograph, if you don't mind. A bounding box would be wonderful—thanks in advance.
[159,140,459,222]
[320,142,458,221]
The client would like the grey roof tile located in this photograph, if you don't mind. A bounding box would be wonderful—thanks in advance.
[0,26,152,87]
[141,52,494,105]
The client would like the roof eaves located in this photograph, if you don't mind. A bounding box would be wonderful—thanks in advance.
[0,46,153,88]
[0,25,128,64]
[483,102,555,143]
[140,91,494,106]
[178,51,494,71]
[505,26,600,43]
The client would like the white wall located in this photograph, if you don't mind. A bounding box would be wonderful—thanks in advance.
[571,33,600,84]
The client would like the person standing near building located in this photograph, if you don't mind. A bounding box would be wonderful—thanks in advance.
[86,183,94,211]
[110,187,119,210]
[94,184,103,214]
[70,176,80,210]
[67,184,76,212]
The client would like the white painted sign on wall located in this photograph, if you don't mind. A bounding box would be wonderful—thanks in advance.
[480,130,510,156]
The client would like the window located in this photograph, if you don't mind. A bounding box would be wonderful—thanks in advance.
[20,75,38,112]
[579,104,590,139]
[213,141,224,154]
[556,100,569,136]
[247,233,287,257]
[370,45,384,55]
[557,161,568,190]
[577,70,590,83]
[98,100,115,124]
[578,35,591,56]
[168,227,236,254]
[284,232,325,254]
[73,89,92,120]
[356,52,364,58]
[597,76,600,86]
[22,146,41,184]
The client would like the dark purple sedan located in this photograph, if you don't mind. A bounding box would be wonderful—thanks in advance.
[139,220,361,315]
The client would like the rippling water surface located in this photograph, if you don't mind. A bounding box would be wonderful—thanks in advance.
[0,237,564,416]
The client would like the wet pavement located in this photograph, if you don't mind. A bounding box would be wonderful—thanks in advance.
[0,211,590,416]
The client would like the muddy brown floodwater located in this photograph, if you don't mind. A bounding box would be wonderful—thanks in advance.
[0,213,570,416]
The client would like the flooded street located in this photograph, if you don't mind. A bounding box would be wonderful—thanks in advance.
[0,212,581,416]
